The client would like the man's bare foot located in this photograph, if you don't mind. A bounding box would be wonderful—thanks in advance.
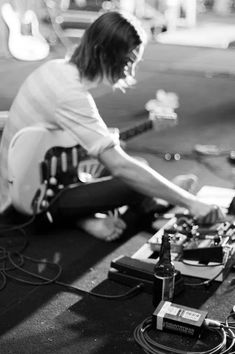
[76,174,198,241]
[76,212,127,242]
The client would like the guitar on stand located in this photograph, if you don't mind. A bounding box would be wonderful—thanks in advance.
[8,106,177,216]
[42,0,103,58]
[43,0,75,58]
[1,1,50,61]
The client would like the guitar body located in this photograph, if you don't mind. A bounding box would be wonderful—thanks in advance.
[8,110,176,215]
[1,3,50,61]
[8,125,89,215]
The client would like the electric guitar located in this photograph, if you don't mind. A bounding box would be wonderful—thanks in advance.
[8,111,177,215]
[1,2,50,61]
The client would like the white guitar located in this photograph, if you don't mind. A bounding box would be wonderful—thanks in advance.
[1,2,50,61]
[8,112,177,215]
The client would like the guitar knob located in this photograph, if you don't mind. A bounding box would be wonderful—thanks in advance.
[41,200,49,209]
[49,177,57,185]
[46,189,55,197]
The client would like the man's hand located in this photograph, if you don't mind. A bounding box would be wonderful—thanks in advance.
[189,199,226,225]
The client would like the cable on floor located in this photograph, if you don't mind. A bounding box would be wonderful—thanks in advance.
[134,313,235,354]
[0,245,145,299]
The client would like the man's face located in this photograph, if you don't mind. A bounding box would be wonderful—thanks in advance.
[112,44,144,91]
[123,45,144,80]
[103,44,144,91]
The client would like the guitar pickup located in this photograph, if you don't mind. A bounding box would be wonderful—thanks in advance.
[40,160,49,183]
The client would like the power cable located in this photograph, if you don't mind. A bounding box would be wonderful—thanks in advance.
[134,314,235,354]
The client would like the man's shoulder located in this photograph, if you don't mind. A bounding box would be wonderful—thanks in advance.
[37,59,66,72]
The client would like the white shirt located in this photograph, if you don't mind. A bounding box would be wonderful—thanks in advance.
[0,59,118,213]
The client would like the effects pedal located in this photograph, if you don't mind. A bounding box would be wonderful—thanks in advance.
[151,217,235,264]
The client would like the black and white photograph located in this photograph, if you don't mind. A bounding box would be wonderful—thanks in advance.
[0,1,235,353]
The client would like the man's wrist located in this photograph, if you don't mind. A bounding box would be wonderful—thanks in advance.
[178,191,198,212]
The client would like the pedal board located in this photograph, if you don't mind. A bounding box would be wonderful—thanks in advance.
[108,217,235,290]
[108,186,235,290]
[150,219,235,264]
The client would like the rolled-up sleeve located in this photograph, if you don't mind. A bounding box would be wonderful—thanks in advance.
[55,86,120,157]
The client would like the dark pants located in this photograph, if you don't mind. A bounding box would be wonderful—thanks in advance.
[49,176,147,220]
[3,175,171,232]
[2,176,149,228]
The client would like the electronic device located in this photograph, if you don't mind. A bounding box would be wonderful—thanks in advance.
[149,217,235,264]
[109,211,235,291]
[153,301,208,337]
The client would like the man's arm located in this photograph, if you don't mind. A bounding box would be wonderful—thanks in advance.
[99,145,225,222]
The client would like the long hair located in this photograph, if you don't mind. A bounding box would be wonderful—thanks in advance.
[69,11,147,84]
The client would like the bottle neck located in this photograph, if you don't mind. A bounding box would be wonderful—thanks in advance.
[159,234,172,263]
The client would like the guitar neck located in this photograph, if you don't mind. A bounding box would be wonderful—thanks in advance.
[119,118,153,142]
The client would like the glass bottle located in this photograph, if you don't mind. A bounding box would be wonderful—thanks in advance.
[152,231,176,308]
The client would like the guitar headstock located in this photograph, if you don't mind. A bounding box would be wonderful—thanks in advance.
[145,90,179,131]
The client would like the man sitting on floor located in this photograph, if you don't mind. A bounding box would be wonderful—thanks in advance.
[0,11,225,241]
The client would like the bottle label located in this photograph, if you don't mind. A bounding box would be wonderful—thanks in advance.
[162,276,175,301]
[182,310,202,322]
